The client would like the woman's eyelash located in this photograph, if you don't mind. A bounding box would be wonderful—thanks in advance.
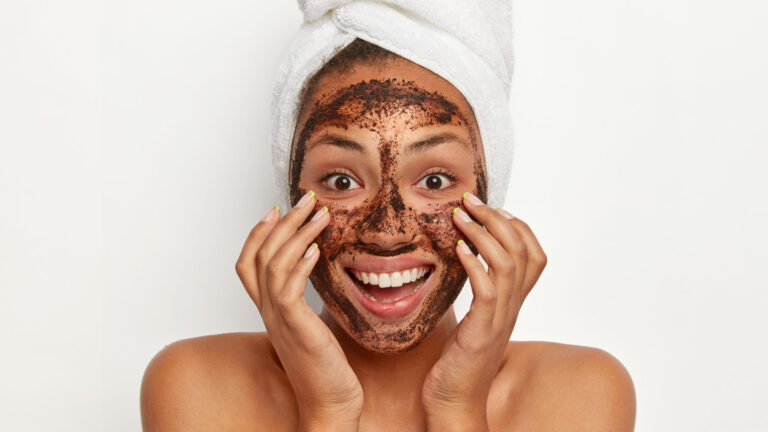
[423,169,458,181]
[317,169,457,190]
[318,169,362,191]
[319,170,355,182]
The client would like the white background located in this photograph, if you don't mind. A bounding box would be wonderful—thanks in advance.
[1,0,766,430]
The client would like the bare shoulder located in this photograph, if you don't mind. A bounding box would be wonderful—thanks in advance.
[140,332,297,432]
[489,341,636,432]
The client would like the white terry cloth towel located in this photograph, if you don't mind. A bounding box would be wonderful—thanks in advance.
[271,0,515,209]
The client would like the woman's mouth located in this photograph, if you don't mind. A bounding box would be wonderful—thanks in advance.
[343,260,435,319]
[348,266,432,303]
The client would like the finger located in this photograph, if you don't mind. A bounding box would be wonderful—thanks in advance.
[235,205,281,309]
[266,206,329,304]
[452,206,518,292]
[461,193,529,305]
[276,242,321,329]
[277,243,342,353]
[462,192,528,266]
[256,190,318,309]
[505,216,548,303]
[456,239,497,331]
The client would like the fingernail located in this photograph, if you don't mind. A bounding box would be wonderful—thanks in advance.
[304,242,318,258]
[463,192,484,206]
[296,190,315,208]
[457,239,472,255]
[311,206,328,222]
[262,205,279,222]
[496,208,516,220]
[453,207,472,223]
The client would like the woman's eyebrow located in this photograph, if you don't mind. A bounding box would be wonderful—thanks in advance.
[307,134,368,154]
[405,132,467,155]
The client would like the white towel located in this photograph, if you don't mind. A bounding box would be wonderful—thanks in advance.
[271,0,515,208]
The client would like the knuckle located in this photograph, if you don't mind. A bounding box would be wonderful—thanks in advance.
[535,251,548,267]
[478,288,498,304]
[498,257,517,275]
[248,222,269,240]
[462,338,486,353]
[509,241,527,258]
[265,261,281,280]
[276,294,295,313]
[265,257,289,280]
[512,218,531,231]
[235,259,251,274]
[255,249,270,269]
[519,246,529,261]
[234,261,244,275]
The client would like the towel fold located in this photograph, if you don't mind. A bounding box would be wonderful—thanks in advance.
[271,0,515,208]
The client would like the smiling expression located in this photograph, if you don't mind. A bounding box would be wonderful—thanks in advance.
[290,59,487,352]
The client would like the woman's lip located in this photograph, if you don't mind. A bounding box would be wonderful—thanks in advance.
[342,255,435,273]
[343,266,435,319]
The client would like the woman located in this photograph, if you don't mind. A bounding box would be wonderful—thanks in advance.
[141,4,635,431]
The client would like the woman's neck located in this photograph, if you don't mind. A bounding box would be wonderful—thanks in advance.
[320,307,458,409]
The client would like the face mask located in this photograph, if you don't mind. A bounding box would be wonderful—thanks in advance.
[291,78,487,352]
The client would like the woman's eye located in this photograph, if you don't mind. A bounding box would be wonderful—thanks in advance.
[324,174,360,191]
[416,174,452,190]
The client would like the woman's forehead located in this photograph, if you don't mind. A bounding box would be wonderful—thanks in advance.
[289,59,487,196]
[297,60,479,138]
[298,77,480,167]
[303,123,473,161]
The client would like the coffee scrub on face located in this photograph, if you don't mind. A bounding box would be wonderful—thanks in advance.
[289,58,487,353]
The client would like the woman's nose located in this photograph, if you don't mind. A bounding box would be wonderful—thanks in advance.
[358,227,415,251]
[357,191,415,250]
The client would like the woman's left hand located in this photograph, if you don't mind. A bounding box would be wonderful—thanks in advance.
[421,193,547,431]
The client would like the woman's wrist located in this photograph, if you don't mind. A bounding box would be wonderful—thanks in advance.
[299,415,360,432]
[298,404,362,432]
[299,418,360,432]
[425,405,489,432]
[426,416,489,432]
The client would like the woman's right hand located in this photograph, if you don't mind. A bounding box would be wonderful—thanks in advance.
[235,191,363,431]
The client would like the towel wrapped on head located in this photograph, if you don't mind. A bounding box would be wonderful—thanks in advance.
[271,0,515,209]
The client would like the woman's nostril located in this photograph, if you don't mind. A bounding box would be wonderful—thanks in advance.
[357,233,415,252]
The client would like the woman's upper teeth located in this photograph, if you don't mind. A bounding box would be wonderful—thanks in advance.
[352,266,429,288]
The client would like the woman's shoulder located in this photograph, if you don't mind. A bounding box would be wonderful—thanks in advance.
[490,341,636,431]
[140,332,296,431]
[141,332,281,385]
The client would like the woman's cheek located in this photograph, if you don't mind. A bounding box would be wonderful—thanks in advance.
[418,200,474,258]
[316,204,362,262]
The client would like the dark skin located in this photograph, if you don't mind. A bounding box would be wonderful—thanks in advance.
[140,59,636,431]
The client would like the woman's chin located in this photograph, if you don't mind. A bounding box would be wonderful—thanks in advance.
[312,262,463,354]
[355,331,429,353]
[341,272,448,353]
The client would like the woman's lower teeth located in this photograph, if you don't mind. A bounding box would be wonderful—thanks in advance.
[360,276,427,303]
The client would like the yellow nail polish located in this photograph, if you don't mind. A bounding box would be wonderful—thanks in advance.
[311,206,328,222]
[304,242,318,258]
[262,205,278,222]
[457,239,472,255]
[309,190,315,197]
[275,205,280,212]
[454,207,472,222]
[462,192,468,199]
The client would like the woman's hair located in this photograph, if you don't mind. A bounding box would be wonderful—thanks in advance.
[297,38,401,113]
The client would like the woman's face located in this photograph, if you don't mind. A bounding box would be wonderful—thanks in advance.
[290,58,487,352]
